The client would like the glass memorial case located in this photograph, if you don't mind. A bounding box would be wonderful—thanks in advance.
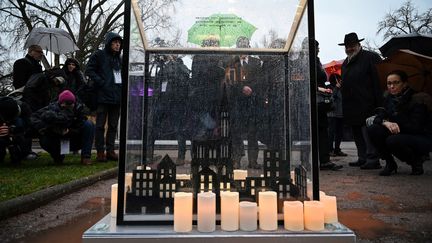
[117,0,319,225]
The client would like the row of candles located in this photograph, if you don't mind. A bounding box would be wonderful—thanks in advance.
[173,190,338,232]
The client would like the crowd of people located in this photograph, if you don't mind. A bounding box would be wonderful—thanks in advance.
[0,32,123,166]
[1,31,431,176]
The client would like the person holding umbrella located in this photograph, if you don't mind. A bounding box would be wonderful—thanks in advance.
[12,45,43,90]
[366,70,432,175]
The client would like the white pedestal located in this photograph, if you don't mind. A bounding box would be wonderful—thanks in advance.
[83,214,356,243]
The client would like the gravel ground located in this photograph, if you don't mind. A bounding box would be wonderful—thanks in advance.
[0,142,431,243]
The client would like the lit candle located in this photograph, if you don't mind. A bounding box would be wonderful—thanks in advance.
[125,173,132,192]
[259,191,277,231]
[283,201,304,231]
[220,191,239,231]
[233,170,247,180]
[239,201,257,231]
[110,183,118,218]
[197,192,216,232]
[174,192,193,232]
[319,191,326,201]
[304,201,324,231]
[322,195,338,224]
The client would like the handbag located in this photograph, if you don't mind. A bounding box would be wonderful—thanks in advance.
[317,91,335,112]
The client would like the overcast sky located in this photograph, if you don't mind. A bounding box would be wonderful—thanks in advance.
[315,0,431,64]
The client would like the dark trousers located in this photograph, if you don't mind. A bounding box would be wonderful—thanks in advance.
[367,124,432,164]
[351,125,379,163]
[232,118,258,166]
[40,120,95,159]
[318,111,330,164]
[328,117,344,152]
[95,104,121,152]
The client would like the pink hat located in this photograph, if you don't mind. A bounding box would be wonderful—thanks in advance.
[58,90,76,104]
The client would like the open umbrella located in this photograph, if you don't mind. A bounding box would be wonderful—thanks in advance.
[323,59,344,77]
[187,13,256,47]
[379,33,432,58]
[24,27,79,55]
[376,49,432,95]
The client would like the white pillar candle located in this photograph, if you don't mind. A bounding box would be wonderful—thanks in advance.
[233,170,247,180]
[290,171,295,184]
[239,201,257,231]
[307,180,313,199]
[319,191,326,201]
[304,201,325,231]
[174,192,193,232]
[322,195,338,224]
[283,201,304,231]
[125,173,132,192]
[258,191,278,231]
[110,183,118,218]
[197,192,216,232]
[220,191,239,231]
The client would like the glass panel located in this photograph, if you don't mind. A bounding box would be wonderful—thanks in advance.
[134,0,305,50]
[122,0,313,223]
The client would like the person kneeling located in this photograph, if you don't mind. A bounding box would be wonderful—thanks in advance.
[366,70,432,176]
[31,90,95,165]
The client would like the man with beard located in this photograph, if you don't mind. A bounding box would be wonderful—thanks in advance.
[339,32,383,169]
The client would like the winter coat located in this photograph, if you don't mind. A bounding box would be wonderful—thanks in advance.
[21,69,66,112]
[62,58,86,94]
[189,55,226,114]
[12,54,43,89]
[85,32,122,105]
[31,101,87,138]
[341,49,383,125]
[373,88,432,136]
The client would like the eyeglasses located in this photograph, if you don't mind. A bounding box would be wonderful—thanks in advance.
[33,50,43,54]
[386,80,402,86]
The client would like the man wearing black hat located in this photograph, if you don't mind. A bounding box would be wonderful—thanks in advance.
[339,32,383,169]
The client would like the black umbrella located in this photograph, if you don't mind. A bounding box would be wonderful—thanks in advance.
[379,33,432,58]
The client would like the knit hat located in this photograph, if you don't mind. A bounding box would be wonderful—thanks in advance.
[0,97,20,122]
[58,90,76,104]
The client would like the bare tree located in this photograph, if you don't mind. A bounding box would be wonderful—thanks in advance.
[377,0,432,40]
[0,0,125,68]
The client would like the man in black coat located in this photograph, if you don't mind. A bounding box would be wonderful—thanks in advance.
[228,36,263,169]
[31,90,95,165]
[85,32,122,162]
[13,45,43,89]
[339,32,383,169]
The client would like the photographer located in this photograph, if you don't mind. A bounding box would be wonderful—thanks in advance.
[0,97,31,165]
[31,90,95,165]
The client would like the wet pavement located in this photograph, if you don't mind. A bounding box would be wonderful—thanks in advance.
[0,142,431,243]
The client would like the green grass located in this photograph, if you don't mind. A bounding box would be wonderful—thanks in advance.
[0,153,117,203]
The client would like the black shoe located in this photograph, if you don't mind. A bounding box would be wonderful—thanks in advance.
[53,155,65,164]
[410,158,425,175]
[320,162,343,171]
[360,161,382,170]
[379,161,398,176]
[349,160,366,167]
[334,151,348,157]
